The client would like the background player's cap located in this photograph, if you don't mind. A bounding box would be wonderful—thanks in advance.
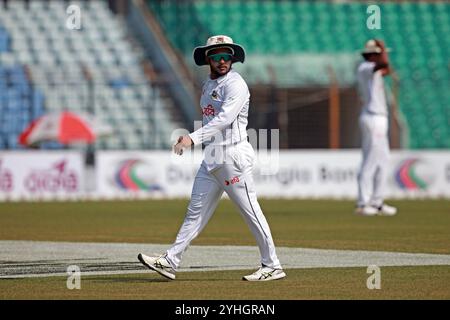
[193,35,245,66]
[361,39,391,54]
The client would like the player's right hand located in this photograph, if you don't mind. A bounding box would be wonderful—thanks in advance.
[173,143,183,155]
[374,39,386,52]
[173,135,193,155]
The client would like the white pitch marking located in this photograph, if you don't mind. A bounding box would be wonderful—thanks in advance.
[1,240,450,278]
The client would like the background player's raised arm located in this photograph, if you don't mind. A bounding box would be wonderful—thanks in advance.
[373,39,391,75]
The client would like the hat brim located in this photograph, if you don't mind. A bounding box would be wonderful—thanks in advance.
[193,43,245,66]
[361,47,392,54]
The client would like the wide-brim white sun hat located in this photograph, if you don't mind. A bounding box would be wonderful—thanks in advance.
[193,35,245,66]
[361,39,391,54]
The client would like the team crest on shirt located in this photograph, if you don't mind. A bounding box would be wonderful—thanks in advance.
[211,90,218,100]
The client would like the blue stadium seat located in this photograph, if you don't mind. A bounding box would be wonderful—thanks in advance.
[0,65,47,149]
[1,0,171,150]
[0,27,10,52]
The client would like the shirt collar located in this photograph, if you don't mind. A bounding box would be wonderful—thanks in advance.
[210,69,232,84]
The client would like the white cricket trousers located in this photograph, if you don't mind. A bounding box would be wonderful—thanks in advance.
[357,113,390,207]
[166,141,282,270]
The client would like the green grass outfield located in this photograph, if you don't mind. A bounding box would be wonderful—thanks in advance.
[1,266,449,300]
[0,199,449,299]
[1,199,449,253]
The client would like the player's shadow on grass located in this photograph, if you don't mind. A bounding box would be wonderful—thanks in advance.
[85,276,234,283]
[85,277,171,283]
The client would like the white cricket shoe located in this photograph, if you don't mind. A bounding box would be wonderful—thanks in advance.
[243,267,286,281]
[354,206,379,216]
[138,253,176,280]
[377,204,398,216]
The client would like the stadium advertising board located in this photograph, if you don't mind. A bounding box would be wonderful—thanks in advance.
[96,150,450,199]
[0,151,84,201]
[96,151,190,198]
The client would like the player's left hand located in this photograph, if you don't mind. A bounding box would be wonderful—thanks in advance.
[173,135,193,155]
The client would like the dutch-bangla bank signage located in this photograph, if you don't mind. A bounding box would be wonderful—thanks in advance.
[96,150,450,199]
[0,151,84,200]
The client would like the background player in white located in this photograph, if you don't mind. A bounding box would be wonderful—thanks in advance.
[138,35,285,281]
[355,39,398,216]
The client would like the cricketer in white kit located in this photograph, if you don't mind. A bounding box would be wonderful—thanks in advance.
[138,35,285,281]
[355,39,398,217]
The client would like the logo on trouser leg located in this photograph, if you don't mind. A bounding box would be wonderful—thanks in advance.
[225,176,240,186]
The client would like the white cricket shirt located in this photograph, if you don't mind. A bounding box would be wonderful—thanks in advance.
[357,61,388,116]
[189,69,249,146]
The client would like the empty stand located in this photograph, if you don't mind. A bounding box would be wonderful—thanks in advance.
[0,0,178,150]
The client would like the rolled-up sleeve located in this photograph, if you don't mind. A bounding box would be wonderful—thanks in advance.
[189,79,248,145]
